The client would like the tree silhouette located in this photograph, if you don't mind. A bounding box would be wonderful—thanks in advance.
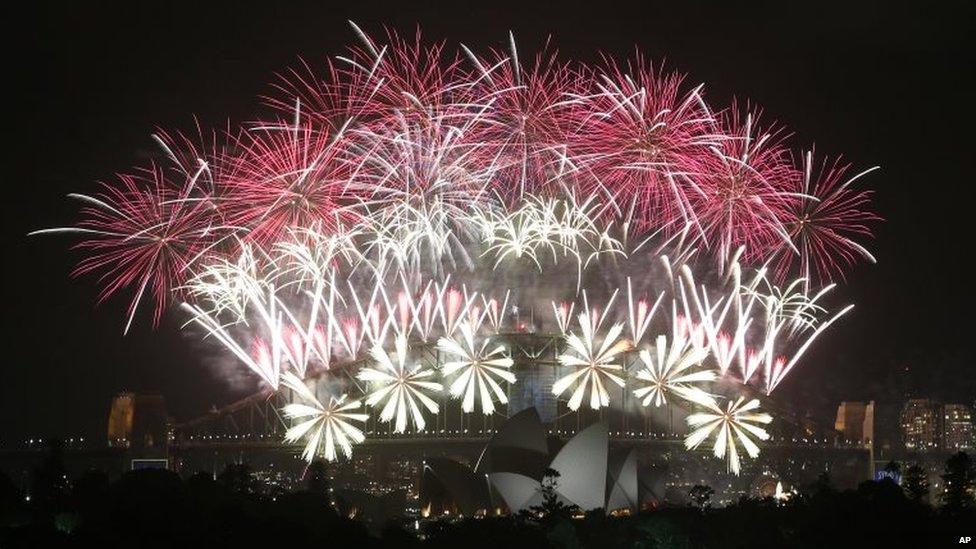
[902,463,929,504]
[810,472,834,496]
[882,460,901,478]
[305,460,332,503]
[527,468,578,521]
[29,439,69,512]
[217,462,256,495]
[689,484,714,511]
[940,452,974,512]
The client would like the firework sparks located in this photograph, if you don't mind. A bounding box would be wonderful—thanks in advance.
[744,275,854,392]
[349,112,497,276]
[572,55,720,236]
[685,396,772,475]
[462,36,581,201]
[224,116,359,248]
[437,324,515,414]
[281,372,368,462]
[632,334,714,407]
[358,335,442,432]
[693,108,796,269]
[33,164,225,333]
[553,314,632,410]
[767,151,880,286]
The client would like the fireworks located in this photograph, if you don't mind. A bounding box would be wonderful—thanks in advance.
[358,335,443,433]
[36,22,879,474]
[281,372,368,462]
[350,113,497,276]
[767,151,880,286]
[437,323,516,414]
[694,108,796,268]
[32,164,225,333]
[479,193,623,286]
[223,117,358,248]
[553,314,632,411]
[462,36,581,201]
[632,334,714,408]
[685,396,773,474]
[571,54,720,236]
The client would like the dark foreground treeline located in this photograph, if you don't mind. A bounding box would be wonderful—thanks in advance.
[1,446,973,548]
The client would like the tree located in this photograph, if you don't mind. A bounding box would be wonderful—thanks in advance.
[902,463,930,504]
[940,452,974,512]
[689,484,714,511]
[807,471,834,498]
[882,460,901,478]
[305,460,332,503]
[29,439,69,511]
[217,462,256,495]
[527,468,578,521]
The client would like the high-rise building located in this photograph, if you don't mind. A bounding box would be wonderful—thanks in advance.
[900,399,943,451]
[943,404,974,450]
[870,401,905,461]
[835,401,875,444]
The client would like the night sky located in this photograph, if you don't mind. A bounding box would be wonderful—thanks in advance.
[4,1,974,443]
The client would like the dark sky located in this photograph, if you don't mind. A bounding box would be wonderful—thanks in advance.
[4,1,974,443]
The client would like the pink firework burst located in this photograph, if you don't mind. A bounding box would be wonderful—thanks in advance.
[766,150,880,285]
[221,119,360,247]
[37,163,224,332]
[692,106,797,268]
[37,25,880,337]
[338,25,462,124]
[151,122,236,195]
[346,109,497,273]
[461,36,582,202]
[268,25,461,132]
[570,54,721,235]
[267,56,379,134]
[350,110,495,221]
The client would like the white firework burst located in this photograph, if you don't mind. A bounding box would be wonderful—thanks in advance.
[349,113,498,277]
[553,315,632,410]
[480,194,624,285]
[477,204,545,270]
[684,396,772,475]
[632,334,715,407]
[437,323,516,415]
[272,224,363,291]
[358,335,442,433]
[281,372,368,462]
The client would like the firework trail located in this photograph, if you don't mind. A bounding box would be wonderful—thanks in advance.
[571,54,721,236]
[461,35,582,201]
[32,162,229,333]
[766,150,880,286]
[693,107,797,270]
[223,115,360,248]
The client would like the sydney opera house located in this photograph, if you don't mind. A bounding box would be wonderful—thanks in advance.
[420,408,640,516]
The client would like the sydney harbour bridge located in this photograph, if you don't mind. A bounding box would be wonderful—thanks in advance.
[168,330,871,503]
[174,330,828,445]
